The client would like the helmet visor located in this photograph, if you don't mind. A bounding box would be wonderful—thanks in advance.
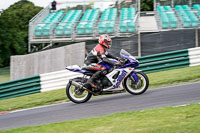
[105,40,112,48]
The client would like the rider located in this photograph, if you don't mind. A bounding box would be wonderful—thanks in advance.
[84,34,122,91]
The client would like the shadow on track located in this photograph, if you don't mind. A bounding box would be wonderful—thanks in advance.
[66,90,155,106]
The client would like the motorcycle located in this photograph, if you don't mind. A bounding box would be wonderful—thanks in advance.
[66,49,149,103]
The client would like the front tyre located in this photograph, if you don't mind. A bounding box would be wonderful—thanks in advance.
[66,78,92,103]
[124,71,149,95]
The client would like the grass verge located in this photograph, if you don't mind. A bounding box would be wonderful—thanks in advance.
[1,103,200,133]
[0,88,68,112]
[0,65,200,112]
[148,65,200,88]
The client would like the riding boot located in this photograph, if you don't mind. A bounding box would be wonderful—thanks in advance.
[84,71,102,90]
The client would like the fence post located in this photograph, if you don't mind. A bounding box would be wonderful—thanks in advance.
[195,28,199,47]
[189,0,192,7]
[138,0,141,57]
[172,0,174,8]
[28,42,31,53]
[138,31,141,57]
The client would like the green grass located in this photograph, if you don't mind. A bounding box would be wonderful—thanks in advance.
[0,65,200,112]
[1,103,200,133]
[0,67,10,83]
[0,88,68,112]
[148,65,200,88]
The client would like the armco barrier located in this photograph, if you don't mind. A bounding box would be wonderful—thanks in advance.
[1,47,200,100]
[40,70,82,92]
[0,70,82,100]
[136,49,190,73]
[0,76,41,100]
[188,47,200,67]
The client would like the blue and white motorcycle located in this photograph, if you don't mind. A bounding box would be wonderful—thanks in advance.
[66,49,149,103]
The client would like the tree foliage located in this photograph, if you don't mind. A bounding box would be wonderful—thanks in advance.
[0,0,42,67]
[141,0,153,11]
[114,0,153,11]
[67,4,92,10]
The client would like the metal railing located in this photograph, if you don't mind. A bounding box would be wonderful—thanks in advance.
[29,6,51,51]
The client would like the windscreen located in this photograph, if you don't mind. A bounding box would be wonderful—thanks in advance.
[120,49,132,56]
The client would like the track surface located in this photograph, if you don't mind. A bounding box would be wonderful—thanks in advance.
[0,82,200,130]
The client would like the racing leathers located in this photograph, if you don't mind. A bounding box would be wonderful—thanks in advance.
[84,43,120,90]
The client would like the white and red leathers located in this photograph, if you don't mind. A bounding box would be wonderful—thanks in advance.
[84,43,118,71]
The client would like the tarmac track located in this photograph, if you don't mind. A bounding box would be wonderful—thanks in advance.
[0,82,200,130]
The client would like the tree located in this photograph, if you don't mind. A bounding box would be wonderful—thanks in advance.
[141,0,153,11]
[0,0,42,67]
[114,0,153,11]
[67,4,92,11]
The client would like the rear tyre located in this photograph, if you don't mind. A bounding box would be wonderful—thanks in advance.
[66,78,92,103]
[124,71,149,95]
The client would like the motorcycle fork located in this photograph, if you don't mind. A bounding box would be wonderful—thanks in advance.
[130,71,143,89]
[130,71,139,83]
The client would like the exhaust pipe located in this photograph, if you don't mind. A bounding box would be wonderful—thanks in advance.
[70,80,94,94]
[71,80,82,88]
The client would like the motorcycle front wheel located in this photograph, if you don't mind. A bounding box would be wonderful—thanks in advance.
[124,71,149,95]
[66,78,92,103]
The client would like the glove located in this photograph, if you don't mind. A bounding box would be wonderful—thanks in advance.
[116,57,124,62]
[115,62,122,66]
[116,57,120,61]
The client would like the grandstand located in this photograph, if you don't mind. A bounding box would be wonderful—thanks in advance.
[29,0,200,53]
[29,0,139,52]
[56,10,82,36]
[155,0,200,29]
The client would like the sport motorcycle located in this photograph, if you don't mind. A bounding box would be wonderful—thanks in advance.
[66,49,149,103]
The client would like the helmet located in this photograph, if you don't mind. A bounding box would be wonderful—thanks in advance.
[98,34,112,49]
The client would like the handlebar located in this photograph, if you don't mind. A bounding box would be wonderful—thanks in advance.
[118,58,128,66]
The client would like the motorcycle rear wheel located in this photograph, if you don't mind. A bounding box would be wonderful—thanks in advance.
[124,71,149,95]
[66,78,92,103]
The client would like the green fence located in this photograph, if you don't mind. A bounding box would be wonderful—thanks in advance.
[0,76,41,100]
[136,49,189,73]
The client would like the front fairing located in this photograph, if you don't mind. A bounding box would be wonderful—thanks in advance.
[99,59,117,69]
[99,50,139,69]
[120,50,139,68]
